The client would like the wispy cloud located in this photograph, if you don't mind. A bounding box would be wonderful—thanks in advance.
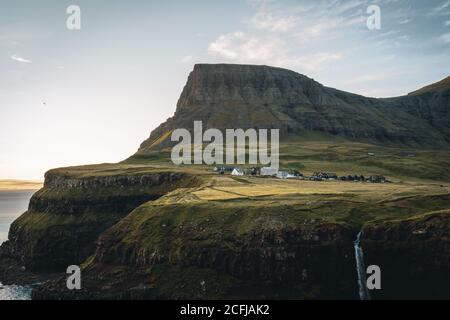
[430,0,450,16]
[399,19,411,24]
[250,11,298,32]
[208,32,281,61]
[207,31,342,71]
[332,0,366,15]
[250,0,367,39]
[10,54,32,63]
[439,32,450,43]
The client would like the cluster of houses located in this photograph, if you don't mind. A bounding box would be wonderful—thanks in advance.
[309,172,337,181]
[213,166,303,179]
[311,172,387,183]
[213,166,388,183]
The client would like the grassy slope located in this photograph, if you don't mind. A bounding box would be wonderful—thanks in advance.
[129,175,450,228]
[81,170,449,298]
[125,136,450,182]
[111,137,450,234]
[42,137,450,229]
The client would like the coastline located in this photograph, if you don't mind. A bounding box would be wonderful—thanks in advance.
[0,188,40,300]
[0,180,43,192]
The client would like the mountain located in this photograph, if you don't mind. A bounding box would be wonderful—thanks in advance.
[138,64,450,153]
[408,76,450,95]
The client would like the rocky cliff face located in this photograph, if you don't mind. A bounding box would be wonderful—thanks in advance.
[30,194,450,300]
[362,209,450,299]
[138,64,450,152]
[0,166,201,272]
[32,200,360,299]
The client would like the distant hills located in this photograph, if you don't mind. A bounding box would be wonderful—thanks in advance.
[0,180,43,191]
[137,64,450,153]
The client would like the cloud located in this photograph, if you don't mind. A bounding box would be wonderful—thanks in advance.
[303,19,342,38]
[208,31,342,72]
[439,32,450,43]
[299,15,364,39]
[249,0,367,39]
[250,11,297,32]
[332,0,366,15]
[10,54,32,63]
[399,19,411,24]
[445,20,450,26]
[430,0,450,16]
[208,32,281,61]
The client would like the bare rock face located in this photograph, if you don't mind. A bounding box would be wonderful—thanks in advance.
[138,64,450,152]
[32,201,360,300]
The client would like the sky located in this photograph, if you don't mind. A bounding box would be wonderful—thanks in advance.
[1,0,449,180]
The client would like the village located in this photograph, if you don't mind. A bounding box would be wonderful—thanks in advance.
[213,166,388,183]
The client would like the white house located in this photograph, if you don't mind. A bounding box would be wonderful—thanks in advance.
[260,167,278,176]
[276,171,288,179]
[276,171,298,179]
[231,168,244,176]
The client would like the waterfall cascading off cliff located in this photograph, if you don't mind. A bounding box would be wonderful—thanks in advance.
[354,231,371,300]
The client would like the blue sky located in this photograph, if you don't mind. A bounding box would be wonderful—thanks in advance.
[1,0,449,179]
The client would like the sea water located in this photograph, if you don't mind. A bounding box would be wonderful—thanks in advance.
[0,191,35,300]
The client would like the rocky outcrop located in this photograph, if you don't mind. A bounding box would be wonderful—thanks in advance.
[32,201,360,299]
[0,166,201,272]
[138,64,450,152]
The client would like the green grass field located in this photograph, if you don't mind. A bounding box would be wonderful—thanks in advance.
[43,137,450,230]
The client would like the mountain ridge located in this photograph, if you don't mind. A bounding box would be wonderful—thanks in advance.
[137,64,449,153]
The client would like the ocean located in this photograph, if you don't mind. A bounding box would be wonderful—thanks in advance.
[0,190,35,300]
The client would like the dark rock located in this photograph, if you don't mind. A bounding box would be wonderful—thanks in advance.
[138,64,450,152]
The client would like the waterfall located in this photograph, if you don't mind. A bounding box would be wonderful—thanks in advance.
[354,231,371,300]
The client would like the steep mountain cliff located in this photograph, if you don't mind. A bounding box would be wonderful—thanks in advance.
[138,64,450,152]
